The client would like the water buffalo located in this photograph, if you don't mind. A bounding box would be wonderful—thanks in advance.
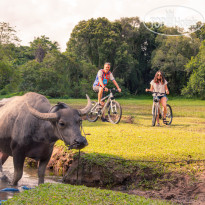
[0,92,92,185]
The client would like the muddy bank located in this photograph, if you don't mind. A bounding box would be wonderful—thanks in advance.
[62,154,205,204]
[26,146,205,204]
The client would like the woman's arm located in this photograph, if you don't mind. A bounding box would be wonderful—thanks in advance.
[146,85,154,92]
[165,84,169,94]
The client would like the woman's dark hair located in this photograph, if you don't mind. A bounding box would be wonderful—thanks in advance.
[154,71,165,84]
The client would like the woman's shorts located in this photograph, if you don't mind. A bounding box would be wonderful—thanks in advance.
[158,95,168,101]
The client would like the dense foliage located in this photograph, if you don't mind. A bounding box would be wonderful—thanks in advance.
[0,20,204,98]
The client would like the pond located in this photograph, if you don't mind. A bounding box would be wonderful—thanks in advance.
[0,157,62,201]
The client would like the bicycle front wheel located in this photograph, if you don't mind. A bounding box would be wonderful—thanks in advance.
[152,105,157,126]
[166,104,173,125]
[108,101,122,124]
[86,101,99,122]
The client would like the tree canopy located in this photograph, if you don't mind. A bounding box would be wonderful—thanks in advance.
[0,18,204,99]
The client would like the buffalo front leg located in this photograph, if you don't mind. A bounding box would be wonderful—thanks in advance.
[38,157,50,185]
[0,152,9,172]
[12,153,25,186]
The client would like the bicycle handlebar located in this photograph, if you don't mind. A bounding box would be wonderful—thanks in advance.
[146,90,166,95]
[103,88,119,93]
[110,88,119,92]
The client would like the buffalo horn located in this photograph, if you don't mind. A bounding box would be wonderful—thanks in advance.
[26,102,58,121]
[78,94,92,115]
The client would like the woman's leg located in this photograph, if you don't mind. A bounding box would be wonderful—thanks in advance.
[160,97,167,119]
[156,107,160,124]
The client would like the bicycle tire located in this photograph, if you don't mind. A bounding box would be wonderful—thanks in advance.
[86,101,99,122]
[152,105,157,126]
[166,104,173,125]
[108,101,122,124]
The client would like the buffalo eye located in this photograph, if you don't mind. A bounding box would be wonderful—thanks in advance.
[58,121,65,127]
[78,119,82,125]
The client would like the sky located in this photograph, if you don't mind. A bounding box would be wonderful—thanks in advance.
[0,0,204,51]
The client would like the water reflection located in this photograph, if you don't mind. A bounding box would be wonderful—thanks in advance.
[0,157,61,200]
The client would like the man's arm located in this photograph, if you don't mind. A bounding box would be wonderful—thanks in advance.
[112,80,121,92]
[99,77,105,88]
[99,76,108,91]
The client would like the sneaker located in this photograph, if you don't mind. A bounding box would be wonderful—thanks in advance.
[101,117,109,122]
[163,118,168,125]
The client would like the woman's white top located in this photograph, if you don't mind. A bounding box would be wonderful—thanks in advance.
[150,80,167,95]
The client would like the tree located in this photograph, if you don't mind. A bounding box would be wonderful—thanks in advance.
[151,33,200,94]
[67,17,122,68]
[0,22,20,45]
[182,40,205,99]
[30,35,59,62]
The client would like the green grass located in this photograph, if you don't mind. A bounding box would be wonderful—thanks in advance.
[55,97,205,164]
[4,183,172,205]
[54,97,205,187]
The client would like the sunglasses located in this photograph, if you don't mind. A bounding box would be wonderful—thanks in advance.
[157,74,162,76]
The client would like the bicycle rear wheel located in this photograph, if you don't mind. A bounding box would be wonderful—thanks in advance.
[152,105,157,126]
[108,101,122,124]
[166,104,173,125]
[86,101,99,122]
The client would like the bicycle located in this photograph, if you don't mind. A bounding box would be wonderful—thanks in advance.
[149,91,173,126]
[86,88,122,124]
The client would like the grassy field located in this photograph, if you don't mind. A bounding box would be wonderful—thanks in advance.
[3,96,205,204]
[54,97,205,165]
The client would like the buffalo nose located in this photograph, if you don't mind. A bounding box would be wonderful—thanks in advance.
[74,137,88,148]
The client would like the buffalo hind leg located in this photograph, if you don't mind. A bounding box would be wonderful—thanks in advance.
[38,157,51,185]
[12,153,25,186]
[0,152,9,172]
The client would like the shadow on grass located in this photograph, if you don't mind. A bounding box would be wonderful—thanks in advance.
[64,151,167,190]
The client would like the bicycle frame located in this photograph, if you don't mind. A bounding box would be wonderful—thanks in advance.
[152,99,163,117]
[91,91,116,116]
[148,91,173,126]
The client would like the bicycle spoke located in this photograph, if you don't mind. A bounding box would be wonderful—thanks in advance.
[86,101,99,122]
[108,101,122,124]
[165,104,173,125]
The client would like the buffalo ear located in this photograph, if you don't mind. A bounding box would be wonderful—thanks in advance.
[49,102,68,113]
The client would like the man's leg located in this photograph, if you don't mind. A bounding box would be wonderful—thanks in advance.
[98,87,104,104]
[96,87,108,122]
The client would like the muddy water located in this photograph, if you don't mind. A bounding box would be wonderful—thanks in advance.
[0,157,62,201]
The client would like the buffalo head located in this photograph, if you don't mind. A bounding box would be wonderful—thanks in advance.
[26,95,92,150]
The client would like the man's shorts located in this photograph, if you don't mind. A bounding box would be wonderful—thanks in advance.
[93,86,101,92]
[93,86,106,101]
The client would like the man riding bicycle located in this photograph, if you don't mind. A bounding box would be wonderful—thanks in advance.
[93,62,121,122]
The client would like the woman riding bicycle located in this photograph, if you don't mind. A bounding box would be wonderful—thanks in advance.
[146,71,169,126]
